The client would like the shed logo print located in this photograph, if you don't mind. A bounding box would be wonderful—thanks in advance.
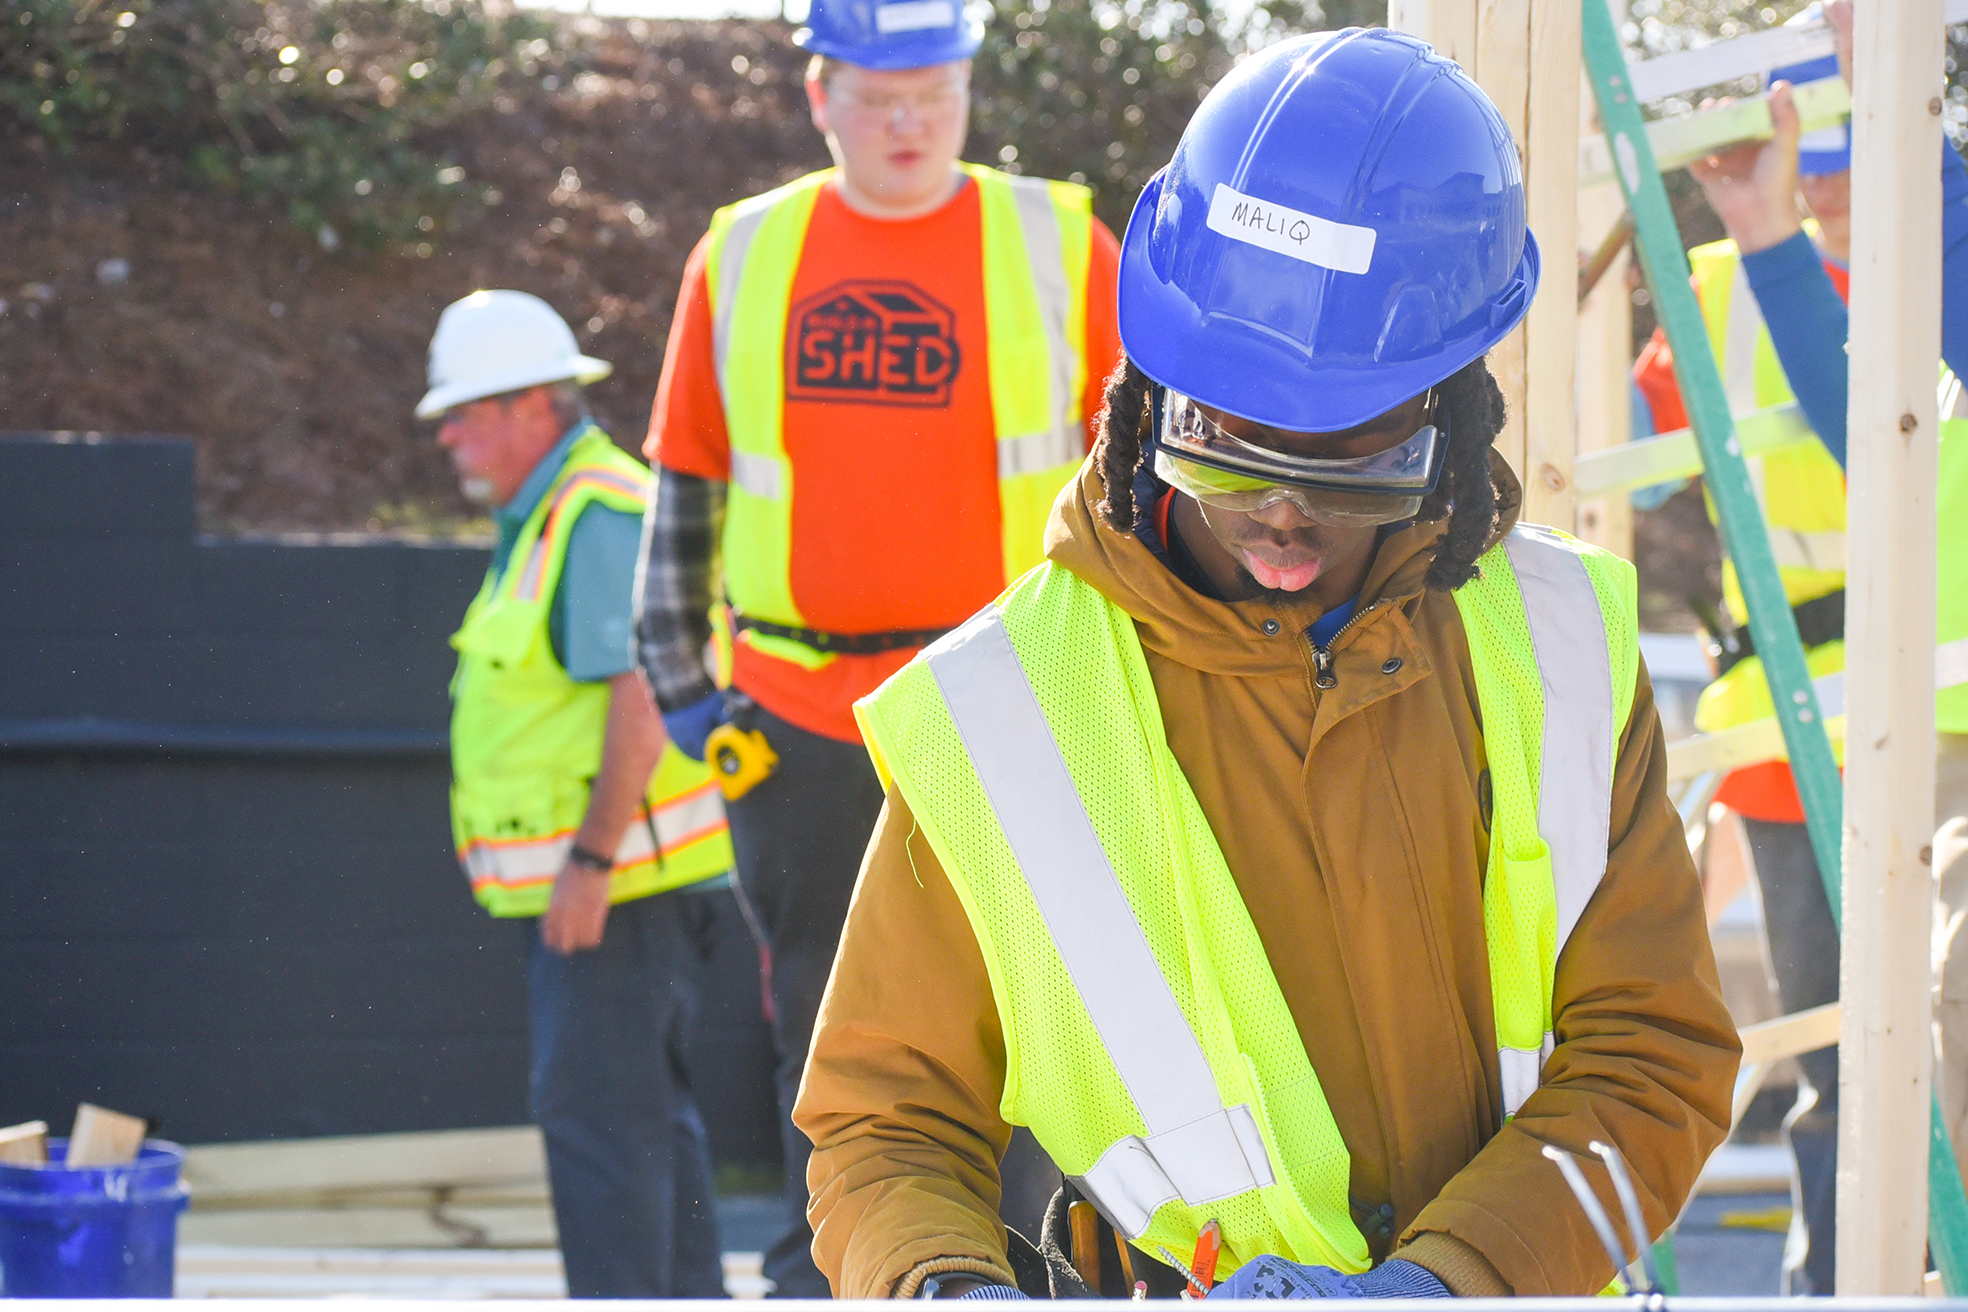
[787,281,960,407]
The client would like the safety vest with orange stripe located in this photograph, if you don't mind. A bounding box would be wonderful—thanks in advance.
[449,425,733,917]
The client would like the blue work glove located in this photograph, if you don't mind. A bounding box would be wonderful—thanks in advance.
[661,691,726,762]
[955,1285,1028,1300]
[1207,1256,1449,1300]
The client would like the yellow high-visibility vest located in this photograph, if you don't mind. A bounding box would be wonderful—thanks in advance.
[449,427,732,917]
[703,165,1093,671]
[1685,239,1968,736]
[855,525,1637,1277]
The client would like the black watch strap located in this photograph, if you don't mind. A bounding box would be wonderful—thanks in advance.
[566,842,614,873]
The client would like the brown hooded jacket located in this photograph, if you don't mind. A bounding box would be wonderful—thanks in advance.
[794,458,1739,1298]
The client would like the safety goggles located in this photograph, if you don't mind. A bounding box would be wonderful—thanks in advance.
[1152,389,1445,527]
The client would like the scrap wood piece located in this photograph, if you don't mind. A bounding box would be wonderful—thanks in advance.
[67,1103,147,1167]
[0,1120,49,1166]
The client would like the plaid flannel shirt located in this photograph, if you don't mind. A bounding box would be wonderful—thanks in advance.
[632,467,724,712]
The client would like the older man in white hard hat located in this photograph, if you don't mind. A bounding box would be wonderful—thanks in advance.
[420,290,735,1298]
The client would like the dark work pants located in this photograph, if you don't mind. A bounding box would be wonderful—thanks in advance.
[1743,817,1841,1297]
[528,891,726,1300]
[725,705,887,1299]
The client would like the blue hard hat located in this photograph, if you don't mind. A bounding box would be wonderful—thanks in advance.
[1768,51,1849,176]
[1117,28,1539,433]
[793,0,983,70]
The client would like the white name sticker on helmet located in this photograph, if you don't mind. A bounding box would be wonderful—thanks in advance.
[875,0,955,32]
[1206,183,1375,275]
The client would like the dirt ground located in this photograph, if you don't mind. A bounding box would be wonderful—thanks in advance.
[0,12,1722,627]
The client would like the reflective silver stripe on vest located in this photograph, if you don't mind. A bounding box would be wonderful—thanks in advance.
[1723,260,1763,415]
[926,609,1277,1238]
[998,428,1083,479]
[730,450,783,501]
[462,786,727,889]
[998,177,1083,479]
[1498,526,1618,1115]
[1498,1036,1557,1120]
[711,199,773,407]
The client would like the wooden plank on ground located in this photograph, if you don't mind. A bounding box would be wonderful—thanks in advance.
[178,1203,558,1251]
[181,1126,546,1203]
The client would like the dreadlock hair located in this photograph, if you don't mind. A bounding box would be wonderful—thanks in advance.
[1090,353,1509,592]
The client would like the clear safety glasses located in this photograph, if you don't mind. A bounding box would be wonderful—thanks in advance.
[1152,389,1446,527]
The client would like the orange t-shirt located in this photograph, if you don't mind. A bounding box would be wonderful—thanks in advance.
[648,173,1123,742]
[1630,252,1851,824]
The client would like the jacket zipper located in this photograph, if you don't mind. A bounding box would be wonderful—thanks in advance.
[1310,601,1379,690]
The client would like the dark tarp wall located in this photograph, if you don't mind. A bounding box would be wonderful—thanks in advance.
[0,432,778,1168]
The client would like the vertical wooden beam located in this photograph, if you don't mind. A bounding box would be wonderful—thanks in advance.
[1572,1,1631,557]
[1518,0,1580,527]
[1391,0,1577,525]
[1837,0,1945,1294]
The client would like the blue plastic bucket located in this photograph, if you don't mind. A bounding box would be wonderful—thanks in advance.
[0,1139,191,1297]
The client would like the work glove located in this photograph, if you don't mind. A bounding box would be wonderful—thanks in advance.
[661,691,727,762]
[1207,1257,1448,1300]
[954,1286,1028,1301]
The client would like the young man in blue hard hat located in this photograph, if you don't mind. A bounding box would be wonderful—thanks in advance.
[632,0,1123,1294]
[1637,0,1968,1293]
[421,290,735,1298]
[793,29,1740,1299]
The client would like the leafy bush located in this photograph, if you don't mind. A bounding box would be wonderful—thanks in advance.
[0,0,552,247]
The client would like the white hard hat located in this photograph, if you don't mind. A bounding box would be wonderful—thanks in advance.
[416,289,612,419]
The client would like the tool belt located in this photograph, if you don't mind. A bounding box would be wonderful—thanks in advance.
[730,611,953,656]
[1712,589,1846,675]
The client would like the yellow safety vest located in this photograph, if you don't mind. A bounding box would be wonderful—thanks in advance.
[1686,239,1968,738]
[855,526,1637,1277]
[703,164,1093,671]
[450,427,733,917]
[1687,238,1848,623]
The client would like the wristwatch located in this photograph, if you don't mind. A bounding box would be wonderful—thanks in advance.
[917,1274,991,1299]
[565,843,613,874]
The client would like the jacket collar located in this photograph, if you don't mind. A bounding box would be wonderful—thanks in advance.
[1045,452,1524,679]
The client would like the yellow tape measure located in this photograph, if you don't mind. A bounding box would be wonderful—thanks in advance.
[706,723,778,801]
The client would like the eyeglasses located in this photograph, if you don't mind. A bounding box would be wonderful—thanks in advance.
[1153,389,1445,527]
[829,82,966,126]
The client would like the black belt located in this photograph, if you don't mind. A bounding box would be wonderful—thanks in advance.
[1711,589,1845,674]
[731,612,953,656]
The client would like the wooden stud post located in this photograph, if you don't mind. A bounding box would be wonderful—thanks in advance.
[1837,0,1946,1294]
[1515,0,1580,527]
[1573,1,1634,558]
[1391,0,1579,526]
[1386,0,1476,68]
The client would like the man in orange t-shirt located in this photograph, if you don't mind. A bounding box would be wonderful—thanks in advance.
[631,0,1119,1292]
